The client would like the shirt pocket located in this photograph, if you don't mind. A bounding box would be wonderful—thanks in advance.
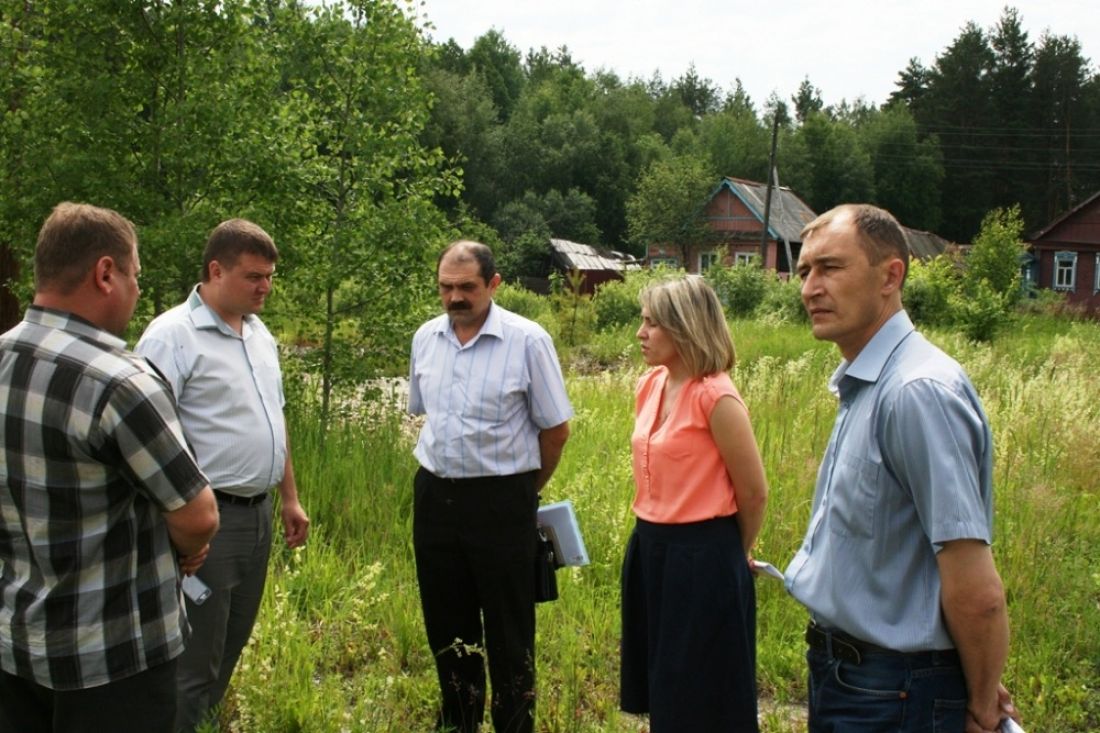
[474,356,528,423]
[249,346,284,405]
[826,449,880,539]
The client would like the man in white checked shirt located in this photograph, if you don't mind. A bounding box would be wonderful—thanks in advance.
[0,203,219,733]
[408,241,573,733]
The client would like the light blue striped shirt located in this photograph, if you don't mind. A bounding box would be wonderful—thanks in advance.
[408,302,573,478]
[785,310,994,652]
[136,286,287,494]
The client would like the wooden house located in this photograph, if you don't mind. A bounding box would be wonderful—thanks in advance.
[647,177,817,275]
[549,238,643,294]
[645,177,951,275]
[1027,191,1100,311]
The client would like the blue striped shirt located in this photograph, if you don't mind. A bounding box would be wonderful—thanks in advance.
[408,303,573,478]
[785,311,994,652]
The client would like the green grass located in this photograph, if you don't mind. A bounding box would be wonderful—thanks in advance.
[215,317,1100,732]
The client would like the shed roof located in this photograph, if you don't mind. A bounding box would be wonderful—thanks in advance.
[549,238,643,272]
[901,227,952,260]
[716,177,817,243]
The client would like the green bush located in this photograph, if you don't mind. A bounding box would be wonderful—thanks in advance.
[904,255,960,327]
[965,207,1027,308]
[549,279,597,348]
[591,266,683,331]
[494,282,548,320]
[707,261,769,317]
[592,277,643,330]
[758,275,808,324]
[953,278,1012,342]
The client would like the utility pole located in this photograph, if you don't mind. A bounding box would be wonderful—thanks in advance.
[759,112,780,266]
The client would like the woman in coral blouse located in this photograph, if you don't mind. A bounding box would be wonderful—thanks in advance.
[620,275,769,732]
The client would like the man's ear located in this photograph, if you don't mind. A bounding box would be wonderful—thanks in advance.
[92,256,116,295]
[882,257,906,295]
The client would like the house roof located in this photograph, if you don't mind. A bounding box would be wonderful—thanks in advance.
[901,227,952,260]
[1029,189,1100,242]
[549,238,643,272]
[716,177,817,243]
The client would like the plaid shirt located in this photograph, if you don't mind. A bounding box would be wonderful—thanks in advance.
[0,306,209,690]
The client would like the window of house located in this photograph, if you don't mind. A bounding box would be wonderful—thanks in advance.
[698,251,720,271]
[649,256,679,269]
[1053,251,1077,291]
[734,252,755,266]
[1095,254,1100,293]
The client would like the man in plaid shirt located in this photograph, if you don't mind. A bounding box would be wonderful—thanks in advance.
[0,202,220,733]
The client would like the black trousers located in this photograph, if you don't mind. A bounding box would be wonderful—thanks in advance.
[413,467,539,733]
[0,658,177,733]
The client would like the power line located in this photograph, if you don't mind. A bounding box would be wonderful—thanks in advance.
[868,153,1100,173]
[915,125,1100,139]
[877,141,1100,155]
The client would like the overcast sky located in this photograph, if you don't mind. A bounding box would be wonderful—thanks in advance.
[415,0,1099,109]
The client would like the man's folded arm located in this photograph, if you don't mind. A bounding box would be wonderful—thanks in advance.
[164,486,219,557]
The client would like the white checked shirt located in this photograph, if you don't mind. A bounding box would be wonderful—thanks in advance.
[0,307,208,690]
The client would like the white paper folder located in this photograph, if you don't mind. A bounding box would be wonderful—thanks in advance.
[537,500,590,567]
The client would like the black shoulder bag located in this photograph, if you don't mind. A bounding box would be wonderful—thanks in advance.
[534,525,559,603]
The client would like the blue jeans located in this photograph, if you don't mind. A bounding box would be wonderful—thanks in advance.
[807,647,968,733]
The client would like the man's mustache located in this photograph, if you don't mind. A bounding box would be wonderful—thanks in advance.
[447,302,471,312]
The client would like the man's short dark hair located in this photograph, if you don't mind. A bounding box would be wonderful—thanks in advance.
[34,202,137,294]
[801,203,910,283]
[202,219,278,282]
[437,240,496,284]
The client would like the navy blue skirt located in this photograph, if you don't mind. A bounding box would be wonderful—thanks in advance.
[620,515,759,732]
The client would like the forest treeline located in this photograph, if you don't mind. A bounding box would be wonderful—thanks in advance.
[424,5,1100,265]
[2,1,1097,405]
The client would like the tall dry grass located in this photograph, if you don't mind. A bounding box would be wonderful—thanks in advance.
[214,316,1099,732]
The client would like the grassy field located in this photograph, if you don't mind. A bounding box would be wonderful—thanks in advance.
[213,316,1100,732]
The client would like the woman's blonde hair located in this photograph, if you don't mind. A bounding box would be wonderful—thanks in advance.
[639,275,735,377]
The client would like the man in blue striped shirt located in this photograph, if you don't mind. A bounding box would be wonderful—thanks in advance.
[409,241,573,733]
[786,204,1019,733]
[137,219,309,732]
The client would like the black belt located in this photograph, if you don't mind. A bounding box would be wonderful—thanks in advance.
[805,623,959,666]
[214,489,268,507]
[806,623,903,665]
[420,467,538,485]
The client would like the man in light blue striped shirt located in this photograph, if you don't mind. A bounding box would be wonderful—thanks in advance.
[786,205,1019,733]
[409,241,572,733]
[137,220,309,732]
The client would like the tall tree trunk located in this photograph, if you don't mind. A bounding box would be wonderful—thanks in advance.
[321,285,334,434]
